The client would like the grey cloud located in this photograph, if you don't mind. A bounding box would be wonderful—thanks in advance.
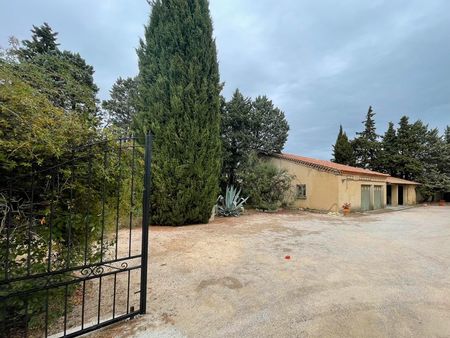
[1,0,449,159]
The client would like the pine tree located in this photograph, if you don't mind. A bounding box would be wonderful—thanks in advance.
[221,89,253,186]
[250,95,289,154]
[18,22,59,60]
[14,23,99,123]
[380,122,398,176]
[103,77,138,134]
[220,90,289,187]
[445,125,450,144]
[352,106,380,169]
[332,125,354,165]
[396,116,424,180]
[135,0,222,225]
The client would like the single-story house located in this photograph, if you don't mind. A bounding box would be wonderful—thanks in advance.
[269,153,420,213]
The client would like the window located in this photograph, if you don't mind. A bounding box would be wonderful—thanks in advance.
[297,184,307,199]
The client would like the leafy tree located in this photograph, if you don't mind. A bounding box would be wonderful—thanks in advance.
[135,0,222,225]
[10,23,100,124]
[17,22,60,60]
[250,95,289,154]
[102,77,138,134]
[221,90,289,187]
[352,106,380,170]
[417,127,450,199]
[380,122,398,176]
[221,89,253,186]
[395,116,425,180]
[332,125,354,165]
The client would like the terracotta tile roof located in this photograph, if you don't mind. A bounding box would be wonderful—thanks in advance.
[272,153,390,177]
[386,176,420,185]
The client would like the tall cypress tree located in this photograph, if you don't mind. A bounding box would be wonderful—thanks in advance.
[352,106,380,169]
[380,122,398,176]
[135,0,222,225]
[332,125,354,165]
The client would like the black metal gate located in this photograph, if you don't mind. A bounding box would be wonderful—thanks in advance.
[0,134,152,338]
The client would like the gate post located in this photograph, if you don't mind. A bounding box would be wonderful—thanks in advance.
[140,132,153,314]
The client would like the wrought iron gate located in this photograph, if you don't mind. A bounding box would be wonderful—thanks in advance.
[0,134,152,338]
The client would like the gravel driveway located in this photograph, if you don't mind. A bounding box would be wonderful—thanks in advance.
[92,206,450,338]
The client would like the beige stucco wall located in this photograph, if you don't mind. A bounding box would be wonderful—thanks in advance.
[270,157,391,212]
[270,156,419,212]
[337,176,387,211]
[405,185,417,205]
[270,157,341,212]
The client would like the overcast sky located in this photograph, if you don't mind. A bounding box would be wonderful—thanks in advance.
[1,0,449,159]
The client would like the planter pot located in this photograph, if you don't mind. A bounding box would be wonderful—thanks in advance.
[343,208,351,216]
[439,200,446,207]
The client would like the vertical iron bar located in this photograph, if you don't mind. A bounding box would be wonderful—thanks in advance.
[128,138,136,257]
[112,273,117,318]
[115,139,123,260]
[47,171,55,273]
[81,280,86,330]
[100,148,108,263]
[27,167,34,275]
[126,270,131,314]
[44,289,49,338]
[63,285,68,336]
[5,183,12,280]
[97,277,102,324]
[140,133,152,314]
[84,149,93,265]
[24,299,29,338]
[66,152,74,269]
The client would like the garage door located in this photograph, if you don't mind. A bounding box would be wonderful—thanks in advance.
[374,185,383,209]
[361,185,371,211]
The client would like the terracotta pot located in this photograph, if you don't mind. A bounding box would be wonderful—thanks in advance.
[343,208,351,216]
[439,200,446,206]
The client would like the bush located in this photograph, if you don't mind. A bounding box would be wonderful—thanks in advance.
[238,154,293,210]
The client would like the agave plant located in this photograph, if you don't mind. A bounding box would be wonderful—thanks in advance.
[217,185,248,217]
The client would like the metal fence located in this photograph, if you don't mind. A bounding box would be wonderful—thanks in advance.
[0,134,152,338]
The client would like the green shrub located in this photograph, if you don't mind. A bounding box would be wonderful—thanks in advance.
[238,154,293,210]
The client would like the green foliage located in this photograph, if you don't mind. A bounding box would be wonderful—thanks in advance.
[251,95,289,154]
[332,125,354,165]
[352,106,380,169]
[380,122,397,176]
[0,23,122,333]
[221,89,253,186]
[217,185,248,217]
[135,0,222,225]
[17,22,60,61]
[4,23,100,124]
[103,77,139,134]
[0,64,94,172]
[221,89,289,187]
[238,154,293,211]
[350,112,450,200]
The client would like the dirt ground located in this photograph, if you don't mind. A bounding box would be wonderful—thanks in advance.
[89,206,450,338]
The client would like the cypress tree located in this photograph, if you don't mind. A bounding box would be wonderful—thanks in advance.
[380,122,398,176]
[332,125,354,165]
[135,0,222,225]
[353,106,380,169]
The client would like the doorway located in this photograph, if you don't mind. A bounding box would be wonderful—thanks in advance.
[386,185,392,205]
[398,185,404,205]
